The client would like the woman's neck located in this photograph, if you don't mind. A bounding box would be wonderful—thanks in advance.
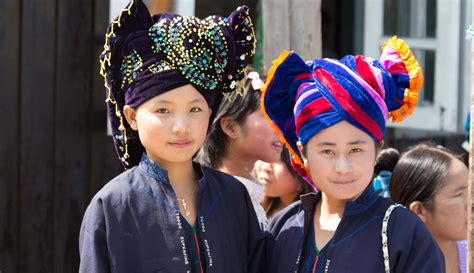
[312,193,345,250]
[151,157,199,195]
[435,238,459,273]
[316,192,346,230]
[218,152,256,179]
[279,192,298,208]
[320,192,346,216]
[158,159,200,226]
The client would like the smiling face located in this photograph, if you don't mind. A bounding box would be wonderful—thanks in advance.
[424,157,468,241]
[301,121,378,201]
[125,84,212,166]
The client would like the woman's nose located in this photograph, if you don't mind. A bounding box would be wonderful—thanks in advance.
[171,116,190,135]
[334,155,351,175]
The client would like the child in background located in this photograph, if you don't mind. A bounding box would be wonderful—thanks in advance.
[372,147,400,197]
[199,69,282,227]
[79,1,264,272]
[261,37,445,272]
[389,143,468,273]
[256,147,313,219]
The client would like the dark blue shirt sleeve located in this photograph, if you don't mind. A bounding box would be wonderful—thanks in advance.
[390,209,445,273]
[79,197,111,273]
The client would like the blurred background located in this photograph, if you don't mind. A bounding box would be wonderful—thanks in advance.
[0,0,471,272]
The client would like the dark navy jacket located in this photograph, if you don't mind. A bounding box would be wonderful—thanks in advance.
[267,186,445,273]
[79,154,264,273]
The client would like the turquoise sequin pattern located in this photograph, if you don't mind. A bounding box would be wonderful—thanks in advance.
[149,16,229,90]
[147,6,256,92]
[120,50,144,89]
[120,50,174,88]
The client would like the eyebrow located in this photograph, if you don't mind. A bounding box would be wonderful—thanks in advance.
[453,185,468,192]
[348,140,368,145]
[316,140,367,146]
[155,100,173,104]
[188,98,206,104]
[155,98,206,104]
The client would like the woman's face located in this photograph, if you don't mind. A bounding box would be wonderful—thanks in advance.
[424,157,468,241]
[233,110,282,163]
[256,160,300,198]
[131,84,212,165]
[302,121,377,201]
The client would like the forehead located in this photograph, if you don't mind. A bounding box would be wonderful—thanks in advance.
[244,109,265,122]
[150,84,207,103]
[445,158,468,186]
[308,121,374,145]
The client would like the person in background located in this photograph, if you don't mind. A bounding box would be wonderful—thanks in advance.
[372,147,399,197]
[255,147,313,219]
[389,143,468,273]
[199,69,282,228]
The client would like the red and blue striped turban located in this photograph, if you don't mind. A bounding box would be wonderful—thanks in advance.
[261,37,423,185]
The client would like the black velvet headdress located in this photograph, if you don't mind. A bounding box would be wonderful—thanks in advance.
[100,0,256,168]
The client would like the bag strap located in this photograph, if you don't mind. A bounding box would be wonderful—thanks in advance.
[382,204,403,273]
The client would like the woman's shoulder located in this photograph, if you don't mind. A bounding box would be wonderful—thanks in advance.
[383,202,437,247]
[388,203,425,227]
[373,197,415,218]
[200,164,248,192]
[380,202,445,271]
[374,198,426,229]
[268,200,303,235]
[89,167,144,203]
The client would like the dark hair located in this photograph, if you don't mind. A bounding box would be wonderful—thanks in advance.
[261,146,313,218]
[374,148,400,175]
[389,143,461,210]
[198,68,262,168]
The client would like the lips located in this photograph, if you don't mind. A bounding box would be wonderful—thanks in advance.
[259,177,272,185]
[272,141,283,150]
[168,140,192,148]
[332,179,355,185]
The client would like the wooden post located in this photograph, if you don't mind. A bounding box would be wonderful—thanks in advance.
[262,0,322,72]
[0,0,20,271]
[262,0,290,72]
[469,27,474,273]
[469,4,474,270]
[148,0,173,14]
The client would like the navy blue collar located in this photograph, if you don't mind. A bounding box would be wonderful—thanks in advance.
[138,153,205,186]
[344,185,379,215]
[300,185,378,216]
[139,153,170,184]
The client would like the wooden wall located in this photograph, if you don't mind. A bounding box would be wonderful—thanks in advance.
[0,0,122,272]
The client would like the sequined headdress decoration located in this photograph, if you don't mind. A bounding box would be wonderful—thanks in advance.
[100,0,256,168]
